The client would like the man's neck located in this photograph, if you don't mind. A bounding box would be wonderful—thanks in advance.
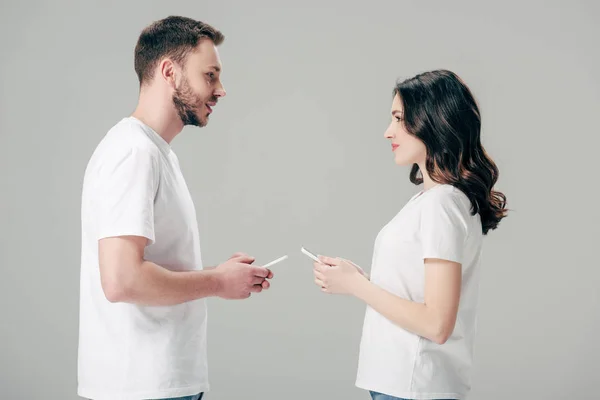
[131,87,183,144]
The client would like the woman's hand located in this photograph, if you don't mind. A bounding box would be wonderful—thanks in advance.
[313,256,369,296]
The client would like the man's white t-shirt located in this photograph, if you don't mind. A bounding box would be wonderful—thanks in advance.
[355,184,483,400]
[78,117,209,400]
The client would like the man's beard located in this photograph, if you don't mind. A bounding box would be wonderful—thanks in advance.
[172,77,207,127]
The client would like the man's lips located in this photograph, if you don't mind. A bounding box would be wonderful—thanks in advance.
[206,101,217,113]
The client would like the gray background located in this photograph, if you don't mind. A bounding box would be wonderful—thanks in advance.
[1,0,598,399]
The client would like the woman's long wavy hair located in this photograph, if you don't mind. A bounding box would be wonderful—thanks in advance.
[394,70,507,234]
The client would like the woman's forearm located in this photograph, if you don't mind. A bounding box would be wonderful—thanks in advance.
[353,279,454,344]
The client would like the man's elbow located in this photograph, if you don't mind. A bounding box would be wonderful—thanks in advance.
[102,279,131,303]
[100,268,135,303]
[98,236,146,303]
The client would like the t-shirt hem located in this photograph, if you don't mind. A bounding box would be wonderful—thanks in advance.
[355,380,464,400]
[422,252,462,264]
[97,229,155,245]
[78,383,209,400]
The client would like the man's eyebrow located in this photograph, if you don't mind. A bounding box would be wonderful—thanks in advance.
[208,65,221,72]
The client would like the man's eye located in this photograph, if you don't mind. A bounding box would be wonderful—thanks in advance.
[395,116,403,122]
[207,72,215,80]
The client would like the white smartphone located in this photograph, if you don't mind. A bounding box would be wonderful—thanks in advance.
[301,246,323,263]
[262,255,288,269]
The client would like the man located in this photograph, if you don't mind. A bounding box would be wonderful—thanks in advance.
[77,16,273,400]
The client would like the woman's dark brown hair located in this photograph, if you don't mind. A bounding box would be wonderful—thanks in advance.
[394,69,507,234]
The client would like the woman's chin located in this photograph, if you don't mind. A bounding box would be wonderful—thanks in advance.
[393,156,411,166]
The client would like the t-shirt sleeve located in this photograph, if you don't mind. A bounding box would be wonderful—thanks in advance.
[94,146,159,245]
[419,191,469,264]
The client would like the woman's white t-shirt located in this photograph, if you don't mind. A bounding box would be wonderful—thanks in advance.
[355,184,483,400]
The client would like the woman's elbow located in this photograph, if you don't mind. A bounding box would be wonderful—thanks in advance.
[430,319,456,345]
[431,330,451,345]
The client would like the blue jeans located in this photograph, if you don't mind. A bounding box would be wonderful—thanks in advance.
[159,393,203,400]
[370,391,455,400]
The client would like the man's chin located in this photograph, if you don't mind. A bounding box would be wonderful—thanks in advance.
[198,115,208,127]
[181,113,208,128]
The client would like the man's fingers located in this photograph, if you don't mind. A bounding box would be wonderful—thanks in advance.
[230,252,248,258]
[249,284,263,293]
[252,276,265,285]
[251,266,269,278]
[233,255,255,264]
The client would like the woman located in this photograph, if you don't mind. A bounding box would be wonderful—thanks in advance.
[313,69,507,400]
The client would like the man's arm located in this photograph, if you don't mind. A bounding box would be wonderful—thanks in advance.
[99,236,268,306]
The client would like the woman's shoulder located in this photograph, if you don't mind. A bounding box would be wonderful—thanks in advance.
[418,184,482,237]
[420,184,474,217]
[423,184,467,201]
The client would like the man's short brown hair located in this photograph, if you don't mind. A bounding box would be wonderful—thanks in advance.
[134,16,224,86]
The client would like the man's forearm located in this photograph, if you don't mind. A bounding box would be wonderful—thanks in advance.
[108,261,222,306]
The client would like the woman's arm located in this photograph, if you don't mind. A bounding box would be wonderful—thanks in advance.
[354,258,460,344]
[314,257,461,344]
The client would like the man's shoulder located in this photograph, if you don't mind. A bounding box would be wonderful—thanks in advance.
[93,118,160,162]
[102,117,161,155]
[85,118,162,178]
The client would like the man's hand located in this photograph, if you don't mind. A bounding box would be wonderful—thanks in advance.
[204,252,254,270]
[214,254,273,299]
[228,252,254,261]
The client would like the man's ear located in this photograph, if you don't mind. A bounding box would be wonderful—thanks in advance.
[158,58,177,89]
